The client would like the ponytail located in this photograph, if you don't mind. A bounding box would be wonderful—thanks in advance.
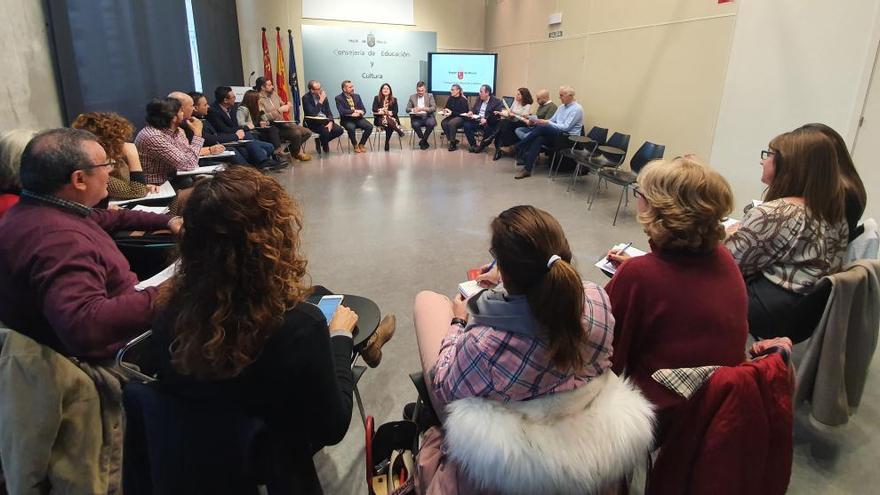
[527,257,586,372]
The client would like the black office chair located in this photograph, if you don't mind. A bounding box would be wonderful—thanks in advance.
[585,131,631,173]
[562,126,609,188]
[589,141,665,226]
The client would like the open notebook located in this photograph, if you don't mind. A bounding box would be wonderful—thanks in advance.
[109,181,175,207]
[594,243,648,275]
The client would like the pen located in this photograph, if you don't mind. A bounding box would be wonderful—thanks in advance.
[484,259,496,272]
[608,242,632,260]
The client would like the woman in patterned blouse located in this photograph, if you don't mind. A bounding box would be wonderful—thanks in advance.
[725,126,848,340]
[413,205,614,412]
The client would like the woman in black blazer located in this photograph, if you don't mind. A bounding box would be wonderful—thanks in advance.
[372,83,406,151]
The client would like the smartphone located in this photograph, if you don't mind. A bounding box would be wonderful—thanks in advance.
[317,295,344,323]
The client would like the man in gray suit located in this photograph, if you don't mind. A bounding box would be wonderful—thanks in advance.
[405,81,436,149]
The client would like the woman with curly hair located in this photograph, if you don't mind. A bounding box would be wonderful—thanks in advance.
[605,157,748,437]
[71,112,159,201]
[150,167,358,492]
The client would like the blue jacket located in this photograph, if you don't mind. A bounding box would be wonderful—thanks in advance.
[335,92,367,120]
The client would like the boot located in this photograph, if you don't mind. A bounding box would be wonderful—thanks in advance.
[361,314,396,368]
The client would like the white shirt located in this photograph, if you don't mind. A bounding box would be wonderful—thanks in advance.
[417,96,425,108]
[478,100,488,118]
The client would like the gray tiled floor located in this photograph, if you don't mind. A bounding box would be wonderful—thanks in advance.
[271,143,878,494]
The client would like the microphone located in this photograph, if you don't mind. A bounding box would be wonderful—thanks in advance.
[248,71,256,86]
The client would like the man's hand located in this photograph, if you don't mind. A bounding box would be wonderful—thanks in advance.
[318,90,326,103]
[280,103,291,113]
[325,121,333,131]
[246,122,255,130]
[259,121,269,128]
[187,117,203,136]
[235,129,245,140]
[480,118,487,126]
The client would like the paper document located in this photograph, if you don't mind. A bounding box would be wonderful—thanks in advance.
[109,181,175,207]
[594,243,648,275]
[131,205,170,214]
[135,261,179,291]
[225,140,252,146]
[722,218,740,228]
[458,280,483,299]
[199,150,235,159]
[177,164,225,176]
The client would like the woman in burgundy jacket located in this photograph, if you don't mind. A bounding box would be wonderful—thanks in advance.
[604,157,749,439]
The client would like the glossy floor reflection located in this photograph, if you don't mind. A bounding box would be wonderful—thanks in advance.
[271,144,878,494]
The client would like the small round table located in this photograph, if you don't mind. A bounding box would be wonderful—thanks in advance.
[306,293,380,352]
[597,145,625,155]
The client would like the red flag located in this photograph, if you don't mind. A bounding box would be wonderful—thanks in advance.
[261,28,273,84]
[275,27,290,120]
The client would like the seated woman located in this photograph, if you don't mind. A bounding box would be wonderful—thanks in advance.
[489,87,533,161]
[605,157,748,437]
[725,127,848,340]
[800,122,867,242]
[439,84,469,151]
[0,129,36,218]
[413,206,653,493]
[238,89,287,158]
[371,83,405,151]
[151,167,358,492]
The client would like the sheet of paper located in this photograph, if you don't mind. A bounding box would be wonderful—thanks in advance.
[199,150,235,159]
[131,205,170,214]
[722,218,740,228]
[594,243,648,275]
[109,181,175,206]
[458,280,483,299]
[177,164,225,176]
[135,261,179,291]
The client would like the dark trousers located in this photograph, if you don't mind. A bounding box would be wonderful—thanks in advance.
[518,125,563,171]
[341,117,373,146]
[307,121,345,149]
[253,125,283,150]
[377,117,403,145]
[441,116,465,143]
[463,119,499,147]
[496,120,526,147]
[746,276,804,340]
[411,115,436,142]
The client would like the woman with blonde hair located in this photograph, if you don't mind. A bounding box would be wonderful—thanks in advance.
[0,129,37,217]
[725,127,848,339]
[72,112,159,201]
[151,166,358,492]
[606,157,749,436]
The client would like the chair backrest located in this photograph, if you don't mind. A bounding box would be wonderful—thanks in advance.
[630,141,666,174]
[122,382,269,495]
[606,132,631,153]
[116,330,159,383]
[586,126,608,145]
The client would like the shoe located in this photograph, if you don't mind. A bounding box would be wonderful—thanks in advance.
[493,149,502,161]
[361,314,396,368]
[295,152,311,162]
[384,142,390,152]
[397,128,405,137]
[354,144,365,153]
[514,170,532,180]
[419,140,429,150]
[499,145,514,155]
[447,143,456,151]
[468,146,479,153]
[476,142,488,153]
[322,144,330,153]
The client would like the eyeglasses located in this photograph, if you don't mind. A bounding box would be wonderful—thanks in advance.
[83,161,114,171]
[761,149,776,160]
[633,187,646,200]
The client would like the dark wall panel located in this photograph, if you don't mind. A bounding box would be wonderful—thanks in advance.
[191,0,244,98]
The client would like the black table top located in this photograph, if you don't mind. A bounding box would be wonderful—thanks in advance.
[307,293,380,351]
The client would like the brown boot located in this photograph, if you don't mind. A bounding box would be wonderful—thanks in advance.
[295,152,311,161]
[360,314,396,368]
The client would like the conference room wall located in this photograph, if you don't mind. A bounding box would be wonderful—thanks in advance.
[0,0,64,131]
[235,0,485,98]
[487,0,737,163]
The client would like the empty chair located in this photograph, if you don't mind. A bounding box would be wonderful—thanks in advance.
[561,126,609,187]
[586,131,631,174]
[589,141,665,225]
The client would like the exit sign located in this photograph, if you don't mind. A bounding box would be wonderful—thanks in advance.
[549,30,563,39]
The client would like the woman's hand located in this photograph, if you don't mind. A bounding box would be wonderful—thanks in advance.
[475,263,501,288]
[606,250,631,265]
[452,294,469,321]
[146,184,161,194]
[329,305,359,335]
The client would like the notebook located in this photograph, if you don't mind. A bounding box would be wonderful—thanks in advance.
[458,280,483,299]
[109,181,175,207]
[177,164,226,176]
[594,243,648,275]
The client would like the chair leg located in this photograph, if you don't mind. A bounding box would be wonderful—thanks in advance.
[588,177,602,210]
[354,383,367,427]
[612,185,626,226]
[567,163,582,192]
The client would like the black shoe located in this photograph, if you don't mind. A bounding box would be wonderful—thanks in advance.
[493,149,503,161]
[468,146,479,153]
[419,140,429,150]
[397,128,405,137]
[322,144,330,153]
[384,142,390,152]
[447,143,456,151]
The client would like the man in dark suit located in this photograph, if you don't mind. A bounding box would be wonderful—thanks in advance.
[302,79,345,153]
[189,91,280,169]
[463,84,504,153]
[207,86,285,166]
[334,80,373,153]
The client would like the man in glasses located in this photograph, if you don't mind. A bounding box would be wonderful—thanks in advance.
[0,128,181,359]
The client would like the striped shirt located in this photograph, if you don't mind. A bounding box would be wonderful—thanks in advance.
[432,282,614,405]
[134,125,203,185]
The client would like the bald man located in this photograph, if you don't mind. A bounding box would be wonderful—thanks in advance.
[511,89,557,145]
[168,91,227,158]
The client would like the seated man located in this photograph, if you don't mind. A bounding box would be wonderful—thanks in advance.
[335,80,373,153]
[514,85,583,180]
[302,79,345,153]
[190,90,281,170]
[256,77,312,161]
[513,89,557,143]
[0,128,181,359]
[405,81,436,150]
[208,86,288,167]
[135,97,211,185]
[462,84,503,153]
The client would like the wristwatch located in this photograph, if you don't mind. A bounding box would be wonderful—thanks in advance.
[451,317,467,328]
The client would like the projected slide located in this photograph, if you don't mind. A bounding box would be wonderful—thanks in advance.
[428,53,497,95]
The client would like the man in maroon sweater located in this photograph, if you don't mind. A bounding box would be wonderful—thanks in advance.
[0,128,182,359]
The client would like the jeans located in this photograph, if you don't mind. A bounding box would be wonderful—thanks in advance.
[341,117,373,146]
[411,115,436,142]
[517,125,563,171]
